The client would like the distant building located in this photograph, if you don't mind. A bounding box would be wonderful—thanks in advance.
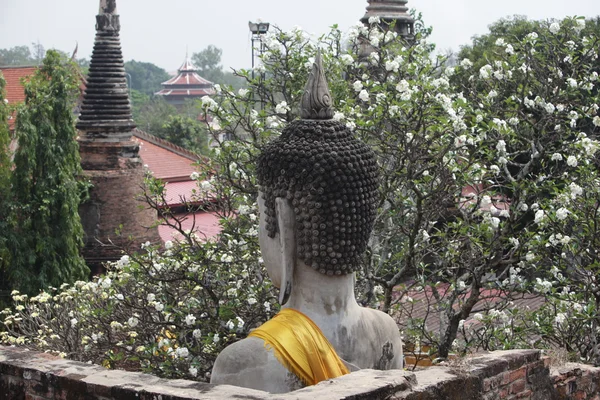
[155,56,216,109]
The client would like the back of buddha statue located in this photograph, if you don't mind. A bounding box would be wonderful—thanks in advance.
[210,53,403,393]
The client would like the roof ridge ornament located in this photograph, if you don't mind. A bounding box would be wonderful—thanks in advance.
[300,51,334,120]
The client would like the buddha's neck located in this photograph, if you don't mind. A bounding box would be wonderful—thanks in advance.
[283,262,359,319]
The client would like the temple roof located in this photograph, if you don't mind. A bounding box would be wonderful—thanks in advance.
[155,55,216,97]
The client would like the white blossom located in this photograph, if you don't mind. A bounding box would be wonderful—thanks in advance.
[201,96,217,110]
[189,366,198,377]
[556,208,569,221]
[128,317,139,328]
[341,54,354,66]
[569,182,583,198]
[460,59,473,69]
[353,80,363,92]
[358,89,369,102]
[549,22,560,34]
[496,140,506,154]
[566,156,578,167]
[175,347,189,358]
[275,101,290,114]
[534,210,545,224]
[479,65,492,79]
[368,16,380,25]
[551,153,563,161]
[555,313,567,325]
[193,329,202,339]
[185,314,196,326]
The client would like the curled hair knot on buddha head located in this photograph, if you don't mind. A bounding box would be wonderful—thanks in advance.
[256,53,380,276]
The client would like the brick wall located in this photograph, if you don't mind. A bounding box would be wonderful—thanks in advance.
[79,140,160,273]
[1,346,599,400]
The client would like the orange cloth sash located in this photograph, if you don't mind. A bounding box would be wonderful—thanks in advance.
[248,308,350,386]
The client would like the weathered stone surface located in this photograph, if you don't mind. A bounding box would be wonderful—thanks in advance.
[2,346,599,399]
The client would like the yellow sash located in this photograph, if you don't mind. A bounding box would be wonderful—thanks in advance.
[248,308,350,386]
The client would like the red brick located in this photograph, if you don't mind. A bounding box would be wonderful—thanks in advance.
[484,375,502,392]
[510,366,527,382]
[510,379,527,394]
[515,389,532,399]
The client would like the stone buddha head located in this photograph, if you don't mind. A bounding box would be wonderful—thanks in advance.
[256,53,380,304]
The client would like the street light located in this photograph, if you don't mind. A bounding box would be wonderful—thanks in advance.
[249,21,270,80]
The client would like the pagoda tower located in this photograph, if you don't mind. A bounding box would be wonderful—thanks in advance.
[155,55,216,109]
[361,0,415,40]
[77,0,159,272]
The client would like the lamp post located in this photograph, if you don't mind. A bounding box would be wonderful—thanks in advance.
[248,21,270,81]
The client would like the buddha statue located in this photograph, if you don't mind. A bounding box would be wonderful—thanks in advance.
[210,53,403,393]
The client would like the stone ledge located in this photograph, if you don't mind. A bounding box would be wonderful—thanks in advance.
[2,346,600,399]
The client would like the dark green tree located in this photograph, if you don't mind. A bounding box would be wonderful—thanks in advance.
[8,50,89,294]
[0,73,13,304]
[134,96,177,137]
[124,60,170,96]
[160,115,209,155]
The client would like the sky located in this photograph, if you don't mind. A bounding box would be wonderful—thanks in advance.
[0,0,598,73]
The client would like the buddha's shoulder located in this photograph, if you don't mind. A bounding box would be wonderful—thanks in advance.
[211,336,301,391]
[212,336,270,373]
[359,306,398,329]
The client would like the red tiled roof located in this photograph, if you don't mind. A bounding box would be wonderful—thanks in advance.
[155,88,215,96]
[161,72,214,87]
[163,180,215,207]
[133,129,200,181]
[0,66,37,130]
[158,211,222,242]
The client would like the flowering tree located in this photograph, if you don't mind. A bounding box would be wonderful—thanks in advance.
[1,188,278,379]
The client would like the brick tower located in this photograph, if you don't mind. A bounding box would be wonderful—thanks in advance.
[77,0,160,272]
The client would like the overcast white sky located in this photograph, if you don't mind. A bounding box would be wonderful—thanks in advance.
[0,0,598,73]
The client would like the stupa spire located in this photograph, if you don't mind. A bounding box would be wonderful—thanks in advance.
[300,51,334,120]
[77,0,135,140]
[361,0,415,39]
